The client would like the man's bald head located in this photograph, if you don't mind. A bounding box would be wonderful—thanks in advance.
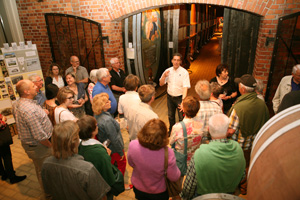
[70,56,80,69]
[16,80,33,97]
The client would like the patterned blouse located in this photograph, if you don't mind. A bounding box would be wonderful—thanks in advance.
[170,117,203,165]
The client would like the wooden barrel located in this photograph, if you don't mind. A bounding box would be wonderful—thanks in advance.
[192,193,244,200]
[248,104,300,199]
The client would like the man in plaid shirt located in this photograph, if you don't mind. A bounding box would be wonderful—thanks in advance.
[195,80,222,142]
[12,80,53,191]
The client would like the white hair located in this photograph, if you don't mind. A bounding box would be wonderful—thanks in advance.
[90,69,99,82]
[195,80,211,100]
[292,64,300,74]
[110,57,119,65]
[96,68,109,81]
[209,114,229,138]
[255,79,264,94]
[240,83,255,93]
[28,74,41,82]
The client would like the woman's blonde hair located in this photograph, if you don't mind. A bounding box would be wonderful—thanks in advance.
[56,87,75,104]
[137,119,169,150]
[52,120,80,159]
[92,93,109,115]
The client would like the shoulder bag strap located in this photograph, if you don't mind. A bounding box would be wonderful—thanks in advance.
[164,147,168,174]
[180,121,188,156]
[58,109,66,123]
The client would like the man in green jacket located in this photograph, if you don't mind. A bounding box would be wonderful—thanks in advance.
[227,74,269,194]
[180,114,245,199]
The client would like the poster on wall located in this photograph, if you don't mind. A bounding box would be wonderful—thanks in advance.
[141,9,161,84]
[0,60,9,77]
[0,99,15,125]
[26,58,40,71]
[0,44,43,104]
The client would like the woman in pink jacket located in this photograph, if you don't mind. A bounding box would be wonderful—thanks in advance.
[127,119,181,200]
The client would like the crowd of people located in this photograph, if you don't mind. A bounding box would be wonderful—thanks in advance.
[1,53,299,200]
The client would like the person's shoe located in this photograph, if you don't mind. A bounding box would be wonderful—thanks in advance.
[1,174,8,180]
[10,175,27,184]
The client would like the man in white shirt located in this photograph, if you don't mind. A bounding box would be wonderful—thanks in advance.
[127,85,158,140]
[272,64,300,113]
[118,74,141,119]
[159,53,191,134]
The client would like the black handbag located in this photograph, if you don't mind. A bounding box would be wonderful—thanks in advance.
[110,163,125,196]
[0,125,13,147]
[172,121,188,176]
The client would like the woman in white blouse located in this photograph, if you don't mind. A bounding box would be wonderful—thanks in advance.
[45,63,66,90]
[54,87,78,124]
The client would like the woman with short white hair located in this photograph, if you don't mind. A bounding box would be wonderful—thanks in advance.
[87,69,99,103]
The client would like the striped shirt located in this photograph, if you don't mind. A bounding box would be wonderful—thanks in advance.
[12,98,53,145]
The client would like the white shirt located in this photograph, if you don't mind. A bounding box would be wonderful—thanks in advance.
[118,91,141,119]
[127,102,158,140]
[52,76,65,88]
[81,138,103,146]
[272,75,292,113]
[160,66,190,97]
[54,107,77,124]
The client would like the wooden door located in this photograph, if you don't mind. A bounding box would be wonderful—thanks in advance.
[222,8,261,78]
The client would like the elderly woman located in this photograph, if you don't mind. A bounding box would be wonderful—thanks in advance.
[44,84,59,125]
[77,115,116,200]
[66,72,88,118]
[45,63,66,90]
[170,96,203,165]
[92,93,127,182]
[128,119,181,200]
[41,120,110,200]
[54,87,77,124]
[210,64,237,113]
[87,69,99,103]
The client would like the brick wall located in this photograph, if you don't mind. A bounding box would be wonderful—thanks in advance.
[16,0,300,86]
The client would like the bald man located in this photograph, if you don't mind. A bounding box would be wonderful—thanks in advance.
[65,56,89,86]
[12,80,53,191]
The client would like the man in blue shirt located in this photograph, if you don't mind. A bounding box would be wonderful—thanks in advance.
[92,68,117,115]
[29,75,46,106]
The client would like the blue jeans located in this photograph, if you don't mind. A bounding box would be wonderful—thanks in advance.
[167,94,184,134]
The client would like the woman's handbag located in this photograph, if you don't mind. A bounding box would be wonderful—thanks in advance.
[110,163,125,196]
[164,147,182,197]
[172,121,188,176]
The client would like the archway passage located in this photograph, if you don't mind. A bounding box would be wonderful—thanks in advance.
[152,36,221,125]
[107,0,265,21]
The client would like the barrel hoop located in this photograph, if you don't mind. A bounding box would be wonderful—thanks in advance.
[248,119,300,178]
[252,105,300,150]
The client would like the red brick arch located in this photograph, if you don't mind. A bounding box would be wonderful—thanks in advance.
[105,0,270,21]
[102,0,299,88]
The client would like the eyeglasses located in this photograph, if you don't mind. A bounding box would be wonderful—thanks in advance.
[67,96,74,100]
[34,79,43,82]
